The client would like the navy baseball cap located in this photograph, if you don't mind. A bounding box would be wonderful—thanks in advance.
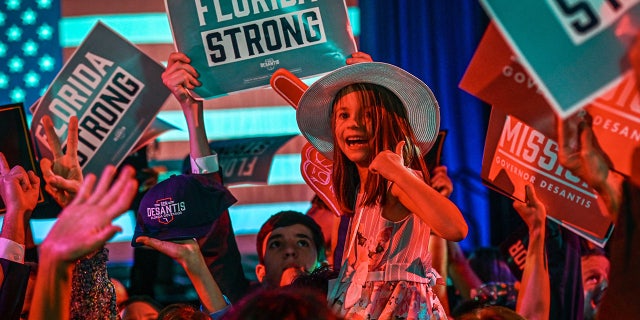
[132,173,237,247]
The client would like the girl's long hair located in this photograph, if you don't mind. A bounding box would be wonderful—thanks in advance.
[331,83,430,215]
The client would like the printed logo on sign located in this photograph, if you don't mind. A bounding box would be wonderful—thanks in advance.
[146,197,186,224]
[260,58,280,70]
[546,0,639,45]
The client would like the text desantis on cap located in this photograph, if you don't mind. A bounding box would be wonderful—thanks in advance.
[194,0,324,66]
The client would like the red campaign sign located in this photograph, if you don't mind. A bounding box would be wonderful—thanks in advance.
[460,22,640,182]
[482,109,613,246]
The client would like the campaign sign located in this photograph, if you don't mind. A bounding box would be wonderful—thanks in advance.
[165,0,357,99]
[482,109,613,245]
[480,0,640,118]
[460,22,640,182]
[210,134,297,184]
[30,22,171,176]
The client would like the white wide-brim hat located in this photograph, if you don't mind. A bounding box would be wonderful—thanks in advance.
[297,62,440,160]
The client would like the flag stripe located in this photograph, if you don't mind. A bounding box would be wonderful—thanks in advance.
[50,0,359,244]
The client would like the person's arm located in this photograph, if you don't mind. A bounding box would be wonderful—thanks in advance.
[135,237,229,314]
[428,165,454,314]
[428,235,450,315]
[346,51,373,64]
[446,240,483,301]
[0,152,40,318]
[162,51,248,303]
[370,142,468,241]
[512,185,550,320]
[0,152,40,264]
[162,52,218,174]
[29,166,137,320]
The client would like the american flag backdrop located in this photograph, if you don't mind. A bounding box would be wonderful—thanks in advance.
[1,0,360,250]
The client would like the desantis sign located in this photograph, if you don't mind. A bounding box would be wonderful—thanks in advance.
[30,22,171,176]
[459,22,640,184]
[165,0,357,98]
[480,0,640,118]
[482,109,614,246]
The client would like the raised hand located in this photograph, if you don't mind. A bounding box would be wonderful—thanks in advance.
[369,141,408,181]
[39,115,83,207]
[0,152,40,214]
[557,112,610,192]
[135,236,228,313]
[29,165,137,320]
[347,51,374,65]
[162,52,202,105]
[39,165,137,263]
[135,236,201,270]
[557,112,623,219]
[430,165,453,198]
[512,184,546,231]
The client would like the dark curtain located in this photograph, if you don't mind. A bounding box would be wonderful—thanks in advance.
[358,1,493,251]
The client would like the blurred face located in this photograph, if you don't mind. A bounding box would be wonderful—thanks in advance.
[333,91,374,166]
[257,224,319,288]
[581,255,609,319]
[120,301,159,320]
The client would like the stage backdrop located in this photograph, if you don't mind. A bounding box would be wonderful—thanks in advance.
[0,0,361,250]
[1,0,496,253]
[358,0,493,251]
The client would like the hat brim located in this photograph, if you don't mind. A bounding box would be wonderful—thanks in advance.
[131,222,213,247]
[297,62,440,160]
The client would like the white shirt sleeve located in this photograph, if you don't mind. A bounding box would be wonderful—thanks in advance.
[190,152,220,174]
[0,237,25,264]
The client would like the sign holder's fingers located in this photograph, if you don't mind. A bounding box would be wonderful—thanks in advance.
[66,116,79,157]
[27,171,40,189]
[39,158,54,181]
[48,176,79,193]
[0,152,9,175]
[557,114,578,163]
[10,165,29,188]
[42,115,64,158]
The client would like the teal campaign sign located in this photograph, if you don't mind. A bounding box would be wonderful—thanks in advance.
[480,0,640,118]
[30,22,171,175]
[165,0,357,99]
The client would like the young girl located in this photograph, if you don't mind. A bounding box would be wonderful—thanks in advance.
[296,62,468,319]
